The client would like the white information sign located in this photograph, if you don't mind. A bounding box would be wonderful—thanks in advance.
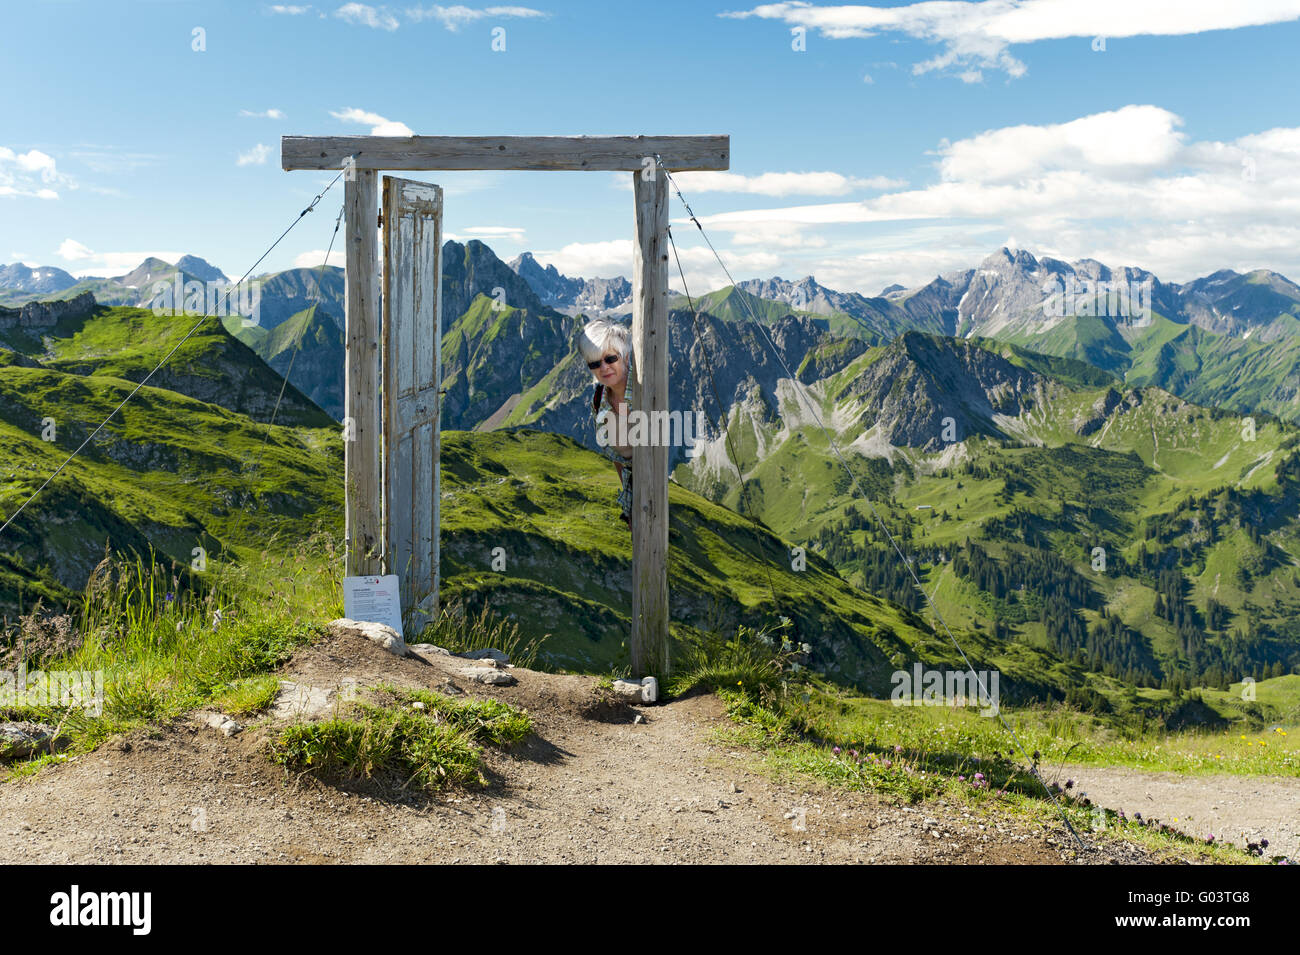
[342,574,404,638]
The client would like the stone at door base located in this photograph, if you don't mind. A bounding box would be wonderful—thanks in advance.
[611,676,658,704]
[327,618,407,657]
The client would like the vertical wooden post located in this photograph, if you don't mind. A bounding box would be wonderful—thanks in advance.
[343,157,382,576]
[631,169,670,679]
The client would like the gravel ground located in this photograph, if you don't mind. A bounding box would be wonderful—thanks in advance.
[1054,762,1298,860]
[0,632,1183,864]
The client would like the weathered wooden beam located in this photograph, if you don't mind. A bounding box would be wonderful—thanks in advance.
[631,170,671,680]
[282,135,729,172]
[343,158,382,576]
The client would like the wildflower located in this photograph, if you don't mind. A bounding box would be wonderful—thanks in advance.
[958,775,966,782]
[974,772,984,781]
[849,749,858,758]
[883,759,892,768]
[894,745,902,753]
[1065,779,1073,789]
[165,592,175,603]
[1207,834,1215,844]
[800,642,811,654]
[832,746,841,756]
[1262,839,1270,849]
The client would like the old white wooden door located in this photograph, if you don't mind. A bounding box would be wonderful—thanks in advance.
[381,176,442,636]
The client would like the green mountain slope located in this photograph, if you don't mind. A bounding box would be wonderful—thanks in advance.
[0,301,332,428]
[0,363,343,616]
[225,305,345,420]
[676,332,1300,689]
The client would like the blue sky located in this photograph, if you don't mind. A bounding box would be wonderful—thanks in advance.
[3,0,1299,294]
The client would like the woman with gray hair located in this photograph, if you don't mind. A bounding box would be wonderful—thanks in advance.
[578,318,634,530]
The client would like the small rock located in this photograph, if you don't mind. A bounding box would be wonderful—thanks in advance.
[0,722,58,760]
[327,618,406,657]
[220,719,242,737]
[611,677,658,703]
[408,643,451,659]
[611,680,643,702]
[459,668,517,686]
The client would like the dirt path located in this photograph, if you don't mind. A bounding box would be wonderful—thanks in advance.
[1055,763,1299,860]
[0,632,1171,864]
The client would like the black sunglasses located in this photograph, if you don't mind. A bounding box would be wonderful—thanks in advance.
[587,353,620,370]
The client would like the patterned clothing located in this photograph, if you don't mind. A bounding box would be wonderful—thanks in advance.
[592,370,635,526]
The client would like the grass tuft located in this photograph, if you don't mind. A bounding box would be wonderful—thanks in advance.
[270,685,533,792]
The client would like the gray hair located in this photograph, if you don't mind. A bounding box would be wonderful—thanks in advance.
[577,318,632,365]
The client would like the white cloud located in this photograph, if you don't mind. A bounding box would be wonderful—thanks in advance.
[0,146,73,199]
[58,239,94,261]
[406,5,548,31]
[683,105,1300,285]
[335,3,399,29]
[937,104,1185,182]
[66,147,165,174]
[270,4,312,13]
[330,107,414,136]
[721,0,1300,80]
[293,248,345,268]
[673,170,907,196]
[458,225,527,240]
[729,224,828,248]
[237,144,272,166]
[530,240,631,279]
[529,239,782,296]
[55,241,186,277]
[240,108,286,119]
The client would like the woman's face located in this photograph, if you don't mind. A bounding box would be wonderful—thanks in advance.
[590,349,627,388]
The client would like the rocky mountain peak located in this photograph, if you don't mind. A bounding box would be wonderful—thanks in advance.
[176,255,228,284]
